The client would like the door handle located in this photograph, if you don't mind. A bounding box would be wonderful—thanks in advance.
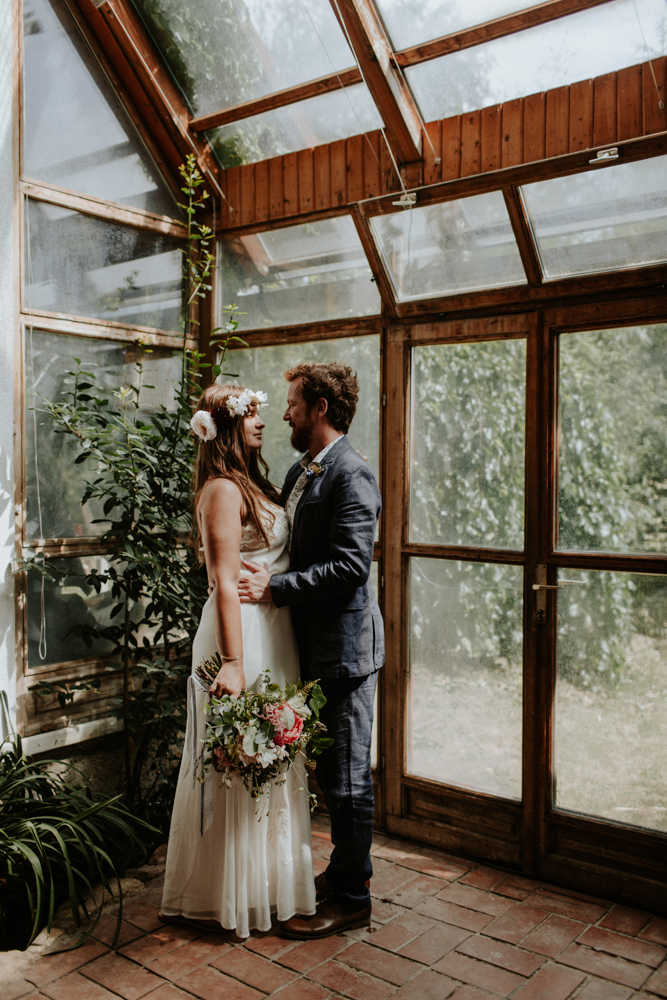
[532,581,583,590]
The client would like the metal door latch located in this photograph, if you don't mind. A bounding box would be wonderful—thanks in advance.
[533,565,583,624]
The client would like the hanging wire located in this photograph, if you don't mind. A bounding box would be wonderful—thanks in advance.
[633,0,665,109]
[24,200,48,660]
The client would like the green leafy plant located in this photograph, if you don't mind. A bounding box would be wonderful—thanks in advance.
[23,156,246,836]
[0,696,150,951]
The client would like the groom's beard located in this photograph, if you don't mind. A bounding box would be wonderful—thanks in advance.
[290,413,316,454]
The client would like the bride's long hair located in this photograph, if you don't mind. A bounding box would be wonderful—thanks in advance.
[192,383,280,561]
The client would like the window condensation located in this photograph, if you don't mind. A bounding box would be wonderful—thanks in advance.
[23,0,178,216]
[405,0,667,122]
[25,200,185,332]
[375,0,534,51]
[218,216,381,330]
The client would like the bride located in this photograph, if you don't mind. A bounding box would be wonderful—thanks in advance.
[160,383,316,938]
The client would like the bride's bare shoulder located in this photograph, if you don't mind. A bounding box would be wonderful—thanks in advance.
[198,477,243,515]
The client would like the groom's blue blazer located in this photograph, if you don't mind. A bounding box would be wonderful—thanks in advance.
[270,435,385,679]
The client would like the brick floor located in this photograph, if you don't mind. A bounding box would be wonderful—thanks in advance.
[10,820,667,1000]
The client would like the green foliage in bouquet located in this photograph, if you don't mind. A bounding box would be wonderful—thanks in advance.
[0,697,152,950]
[22,156,246,837]
[196,655,333,810]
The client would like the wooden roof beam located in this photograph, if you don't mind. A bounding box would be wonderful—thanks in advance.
[329,0,423,164]
[91,0,224,202]
[190,68,362,132]
[395,0,612,68]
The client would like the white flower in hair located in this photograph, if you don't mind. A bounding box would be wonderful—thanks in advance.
[226,390,253,416]
[190,410,218,441]
[249,390,268,408]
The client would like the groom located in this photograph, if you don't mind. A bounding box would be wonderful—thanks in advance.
[239,361,384,938]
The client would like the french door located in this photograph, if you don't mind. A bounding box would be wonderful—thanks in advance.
[379,300,667,911]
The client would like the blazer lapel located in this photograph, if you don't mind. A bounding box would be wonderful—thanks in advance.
[289,437,350,558]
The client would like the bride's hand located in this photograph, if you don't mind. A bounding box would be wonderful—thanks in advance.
[209,662,245,699]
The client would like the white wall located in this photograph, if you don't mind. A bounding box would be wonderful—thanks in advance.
[0,0,18,739]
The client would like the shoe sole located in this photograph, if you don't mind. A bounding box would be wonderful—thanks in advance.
[280,915,371,940]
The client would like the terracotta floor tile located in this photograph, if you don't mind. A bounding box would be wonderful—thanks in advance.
[372,842,413,864]
[491,876,540,902]
[370,865,419,899]
[243,930,297,959]
[384,873,445,909]
[396,854,469,883]
[483,904,548,944]
[118,925,200,965]
[92,914,145,949]
[599,906,652,937]
[175,965,265,1000]
[269,978,334,1000]
[577,926,666,968]
[26,941,108,987]
[277,933,350,973]
[645,963,667,998]
[456,936,545,977]
[558,943,651,989]
[3,977,40,1000]
[521,914,586,958]
[510,964,585,999]
[641,917,667,947]
[211,947,296,992]
[573,980,634,1000]
[370,899,404,923]
[398,923,471,966]
[457,868,507,892]
[138,986,194,1000]
[307,958,395,1000]
[80,951,165,1000]
[433,952,525,996]
[368,911,435,952]
[39,971,120,1000]
[337,940,422,985]
[523,891,606,925]
[436,884,514,918]
[448,988,498,1000]
[415,897,493,933]
[147,934,232,980]
[388,969,458,999]
[112,899,165,933]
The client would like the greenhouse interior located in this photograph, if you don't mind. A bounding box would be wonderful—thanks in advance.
[2,0,667,993]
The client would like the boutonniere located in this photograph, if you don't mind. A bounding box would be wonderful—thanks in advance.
[305,461,324,478]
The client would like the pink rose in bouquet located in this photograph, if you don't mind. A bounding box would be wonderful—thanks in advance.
[263,703,304,745]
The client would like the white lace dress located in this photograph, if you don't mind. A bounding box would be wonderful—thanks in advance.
[161,506,316,938]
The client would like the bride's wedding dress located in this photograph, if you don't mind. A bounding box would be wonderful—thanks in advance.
[161,505,316,938]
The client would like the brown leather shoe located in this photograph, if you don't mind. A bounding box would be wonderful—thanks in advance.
[280,896,371,939]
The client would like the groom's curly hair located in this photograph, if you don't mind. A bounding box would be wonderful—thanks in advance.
[283,362,359,433]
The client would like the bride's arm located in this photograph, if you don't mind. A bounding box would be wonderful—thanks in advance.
[198,479,246,698]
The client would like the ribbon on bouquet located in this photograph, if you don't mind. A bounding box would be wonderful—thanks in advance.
[188,674,214,837]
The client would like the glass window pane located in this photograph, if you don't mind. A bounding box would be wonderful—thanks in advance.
[521,156,667,280]
[208,85,381,168]
[409,557,523,799]
[411,340,526,549]
[130,0,353,117]
[219,216,381,330]
[27,555,117,668]
[25,200,184,332]
[376,0,534,51]
[229,335,380,487]
[371,194,526,301]
[405,0,667,122]
[556,569,667,833]
[25,330,181,540]
[23,0,178,216]
[559,324,667,554]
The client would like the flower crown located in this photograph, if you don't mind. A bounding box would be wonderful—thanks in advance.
[190,389,268,442]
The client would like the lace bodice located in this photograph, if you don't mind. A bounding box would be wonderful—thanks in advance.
[239,504,290,575]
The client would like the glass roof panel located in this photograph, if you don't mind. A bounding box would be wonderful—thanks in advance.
[23,0,178,216]
[370,193,526,301]
[130,0,354,117]
[376,0,535,51]
[521,154,667,279]
[208,84,381,168]
[218,215,381,329]
[406,0,667,122]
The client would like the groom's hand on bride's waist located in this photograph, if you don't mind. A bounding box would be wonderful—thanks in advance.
[238,560,272,603]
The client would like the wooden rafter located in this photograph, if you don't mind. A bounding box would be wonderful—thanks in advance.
[394,0,613,68]
[329,0,423,163]
[190,68,362,132]
[85,0,224,202]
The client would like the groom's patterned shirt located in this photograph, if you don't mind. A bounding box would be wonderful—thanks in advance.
[284,435,344,540]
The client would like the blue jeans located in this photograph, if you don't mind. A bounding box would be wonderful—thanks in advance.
[315,672,378,911]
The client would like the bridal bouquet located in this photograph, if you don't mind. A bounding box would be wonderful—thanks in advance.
[195,654,333,809]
